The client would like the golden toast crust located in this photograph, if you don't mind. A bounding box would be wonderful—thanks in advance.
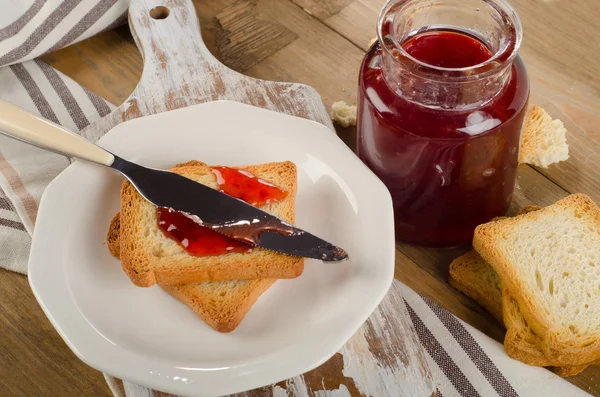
[473,194,600,365]
[119,161,304,287]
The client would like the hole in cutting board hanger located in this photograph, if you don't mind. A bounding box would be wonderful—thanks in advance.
[150,6,170,20]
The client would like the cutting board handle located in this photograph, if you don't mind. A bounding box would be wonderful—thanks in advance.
[126,0,220,114]
[81,0,333,141]
[129,0,212,62]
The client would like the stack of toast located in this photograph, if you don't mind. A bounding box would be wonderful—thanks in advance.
[106,160,305,332]
[450,194,600,376]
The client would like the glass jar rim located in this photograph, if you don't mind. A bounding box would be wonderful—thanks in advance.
[377,0,523,80]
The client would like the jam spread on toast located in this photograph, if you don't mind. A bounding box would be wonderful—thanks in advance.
[157,166,288,256]
[211,166,287,207]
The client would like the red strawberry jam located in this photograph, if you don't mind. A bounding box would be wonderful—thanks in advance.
[357,29,529,245]
[157,166,287,256]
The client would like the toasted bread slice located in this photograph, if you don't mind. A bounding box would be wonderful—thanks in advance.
[450,250,591,375]
[160,279,274,333]
[449,208,553,365]
[502,284,594,375]
[551,364,589,377]
[519,105,569,168]
[107,212,274,333]
[450,205,595,375]
[107,213,121,258]
[473,194,600,365]
[449,250,504,323]
[448,207,541,323]
[119,160,304,287]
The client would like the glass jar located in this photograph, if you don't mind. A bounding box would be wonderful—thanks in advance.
[356,0,529,246]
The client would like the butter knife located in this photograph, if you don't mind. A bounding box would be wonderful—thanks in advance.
[0,100,348,262]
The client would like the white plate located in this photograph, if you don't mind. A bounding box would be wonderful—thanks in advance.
[29,100,395,397]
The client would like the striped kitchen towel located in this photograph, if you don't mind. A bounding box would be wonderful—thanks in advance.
[0,0,128,272]
[0,2,593,397]
[0,0,128,67]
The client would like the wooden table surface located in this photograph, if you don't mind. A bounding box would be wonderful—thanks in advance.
[1,0,600,396]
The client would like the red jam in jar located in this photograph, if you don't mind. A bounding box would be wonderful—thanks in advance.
[401,31,493,69]
[157,167,288,256]
[356,0,529,246]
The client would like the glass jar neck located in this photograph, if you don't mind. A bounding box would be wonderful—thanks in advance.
[377,0,522,110]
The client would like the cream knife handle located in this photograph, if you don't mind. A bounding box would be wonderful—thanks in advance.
[0,99,114,166]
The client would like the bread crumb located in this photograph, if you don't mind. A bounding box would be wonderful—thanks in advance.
[368,37,377,47]
[331,101,357,128]
[519,105,569,168]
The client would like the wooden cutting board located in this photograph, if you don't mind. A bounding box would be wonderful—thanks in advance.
[81,1,435,395]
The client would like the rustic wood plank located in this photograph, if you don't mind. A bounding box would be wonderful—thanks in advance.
[308,0,382,50]
[40,27,143,107]
[290,0,354,20]
[238,0,362,109]
[214,1,298,71]
[526,96,600,203]
[516,0,600,206]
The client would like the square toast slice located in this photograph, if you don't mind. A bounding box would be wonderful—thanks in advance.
[450,206,596,376]
[449,249,504,323]
[449,206,541,324]
[108,213,275,333]
[119,160,304,287]
[473,194,600,365]
[449,252,592,376]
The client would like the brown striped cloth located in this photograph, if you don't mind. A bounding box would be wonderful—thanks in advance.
[0,3,592,397]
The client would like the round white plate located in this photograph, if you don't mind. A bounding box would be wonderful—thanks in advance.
[28,100,395,397]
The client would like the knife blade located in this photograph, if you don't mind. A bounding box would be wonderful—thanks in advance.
[112,156,349,262]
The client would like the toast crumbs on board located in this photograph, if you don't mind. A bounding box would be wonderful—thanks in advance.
[331,100,357,128]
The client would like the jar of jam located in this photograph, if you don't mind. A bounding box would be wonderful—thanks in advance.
[356,0,529,246]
